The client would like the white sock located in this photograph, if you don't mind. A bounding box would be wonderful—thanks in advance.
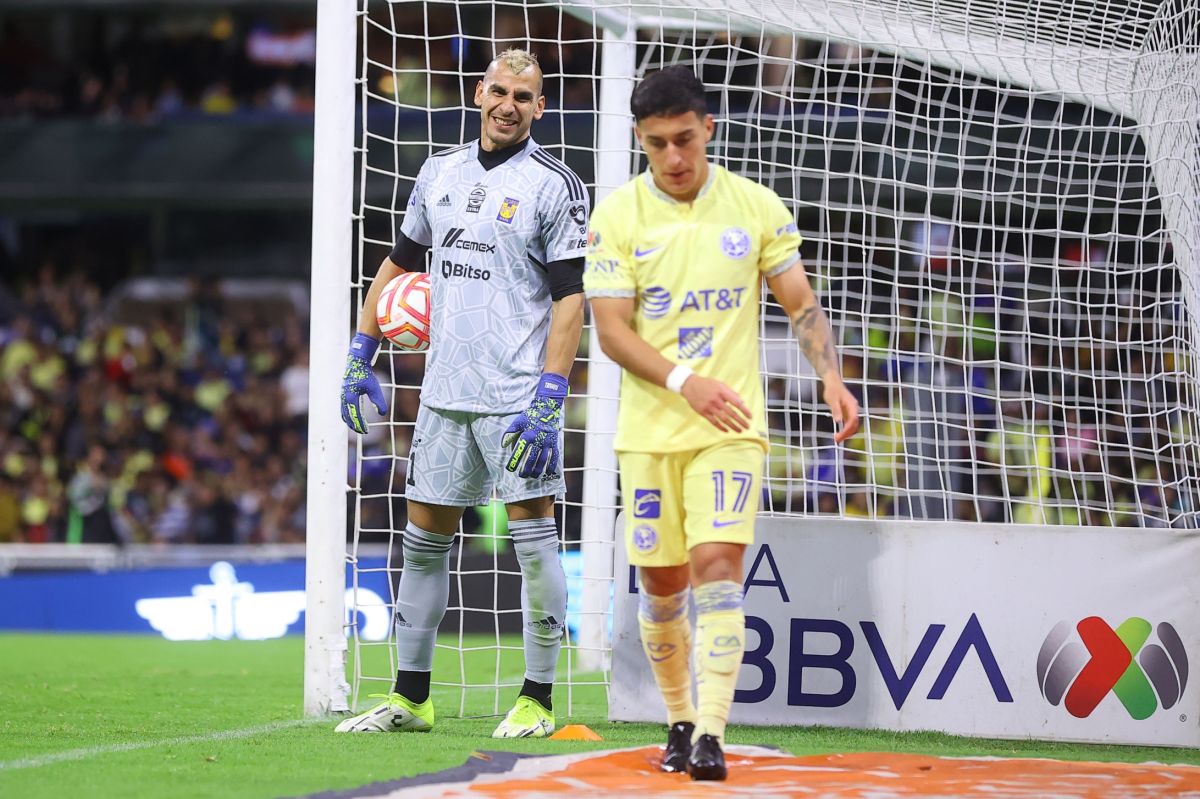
[393,523,454,671]
[510,517,566,684]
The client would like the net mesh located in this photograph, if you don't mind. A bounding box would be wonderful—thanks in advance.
[345,0,1200,714]
[350,0,609,716]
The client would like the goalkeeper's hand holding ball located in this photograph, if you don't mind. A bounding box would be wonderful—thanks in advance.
[502,373,568,479]
[341,333,389,435]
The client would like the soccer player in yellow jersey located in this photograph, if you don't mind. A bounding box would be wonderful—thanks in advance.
[584,66,860,781]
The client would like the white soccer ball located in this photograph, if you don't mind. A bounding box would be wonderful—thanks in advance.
[376,271,431,351]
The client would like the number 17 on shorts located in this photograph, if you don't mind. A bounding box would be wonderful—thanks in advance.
[619,441,763,567]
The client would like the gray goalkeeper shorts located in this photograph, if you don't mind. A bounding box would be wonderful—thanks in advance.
[404,404,565,507]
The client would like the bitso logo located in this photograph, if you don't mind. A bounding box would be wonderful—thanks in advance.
[1037,617,1188,720]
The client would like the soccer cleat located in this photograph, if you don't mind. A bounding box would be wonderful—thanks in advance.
[334,693,434,733]
[660,721,695,773]
[491,695,555,738]
[687,733,727,781]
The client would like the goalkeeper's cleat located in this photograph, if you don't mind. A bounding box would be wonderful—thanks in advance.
[334,693,434,733]
[687,733,727,781]
[660,721,695,773]
[491,695,555,738]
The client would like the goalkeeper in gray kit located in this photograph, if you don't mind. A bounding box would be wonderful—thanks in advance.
[337,49,588,738]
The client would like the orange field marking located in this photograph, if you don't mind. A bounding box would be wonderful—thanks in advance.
[381,746,1200,798]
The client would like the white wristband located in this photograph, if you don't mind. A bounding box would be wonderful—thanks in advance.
[665,365,694,393]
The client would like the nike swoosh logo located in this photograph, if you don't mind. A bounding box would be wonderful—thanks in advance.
[711,519,743,528]
[634,246,662,257]
[649,653,675,662]
[708,650,738,657]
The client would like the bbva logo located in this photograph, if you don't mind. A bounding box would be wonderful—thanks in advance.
[1037,617,1188,719]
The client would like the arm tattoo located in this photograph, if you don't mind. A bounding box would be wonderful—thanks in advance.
[791,302,840,382]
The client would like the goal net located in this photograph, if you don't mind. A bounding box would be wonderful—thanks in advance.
[331,0,1200,717]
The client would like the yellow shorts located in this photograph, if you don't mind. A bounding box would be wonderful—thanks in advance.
[619,441,764,568]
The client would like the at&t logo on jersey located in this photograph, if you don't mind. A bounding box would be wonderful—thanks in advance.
[720,227,751,259]
[639,287,746,319]
[1037,616,1188,719]
[640,287,671,319]
[679,287,746,312]
[679,327,714,359]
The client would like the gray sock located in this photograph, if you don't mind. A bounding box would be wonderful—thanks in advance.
[510,517,566,684]
[394,523,454,672]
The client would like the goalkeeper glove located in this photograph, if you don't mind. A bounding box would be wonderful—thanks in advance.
[502,372,568,479]
[341,333,388,435]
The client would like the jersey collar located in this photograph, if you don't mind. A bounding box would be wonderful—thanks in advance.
[476,136,534,171]
[642,162,718,204]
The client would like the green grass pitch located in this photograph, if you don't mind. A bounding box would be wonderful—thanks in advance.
[2,632,1198,799]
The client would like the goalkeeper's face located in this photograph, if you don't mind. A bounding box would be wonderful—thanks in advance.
[635,111,715,202]
[475,65,545,152]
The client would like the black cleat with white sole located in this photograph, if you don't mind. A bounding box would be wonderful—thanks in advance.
[686,733,727,781]
[660,721,694,773]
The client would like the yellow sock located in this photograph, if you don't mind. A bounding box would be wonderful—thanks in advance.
[637,587,696,725]
[693,580,744,745]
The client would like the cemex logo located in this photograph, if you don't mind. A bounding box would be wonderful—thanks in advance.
[441,228,496,254]
[1037,617,1189,719]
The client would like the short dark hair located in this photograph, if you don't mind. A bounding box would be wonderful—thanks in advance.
[630,65,707,121]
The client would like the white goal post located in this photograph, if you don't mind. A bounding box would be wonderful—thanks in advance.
[306,0,1200,717]
[304,0,356,715]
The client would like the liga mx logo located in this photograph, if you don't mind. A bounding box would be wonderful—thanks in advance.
[1037,617,1188,719]
[632,525,658,553]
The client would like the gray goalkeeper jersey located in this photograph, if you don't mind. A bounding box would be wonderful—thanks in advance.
[400,138,589,414]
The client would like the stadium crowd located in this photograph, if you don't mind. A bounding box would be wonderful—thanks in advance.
[0,13,317,121]
[2,246,1189,548]
[0,5,875,122]
[1,0,1188,536]
[0,6,597,121]
[764,239,1193,529]
[0,266,310,545]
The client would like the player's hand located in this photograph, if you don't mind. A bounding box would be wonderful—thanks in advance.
[341,333,388,435]
[823,379,860,443]
[502,373,568,478]
[681,374,752,433]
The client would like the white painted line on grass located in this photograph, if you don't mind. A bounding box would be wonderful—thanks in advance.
[0,717,325,771]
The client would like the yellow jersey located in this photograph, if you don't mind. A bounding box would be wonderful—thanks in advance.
[583,164,802,454]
